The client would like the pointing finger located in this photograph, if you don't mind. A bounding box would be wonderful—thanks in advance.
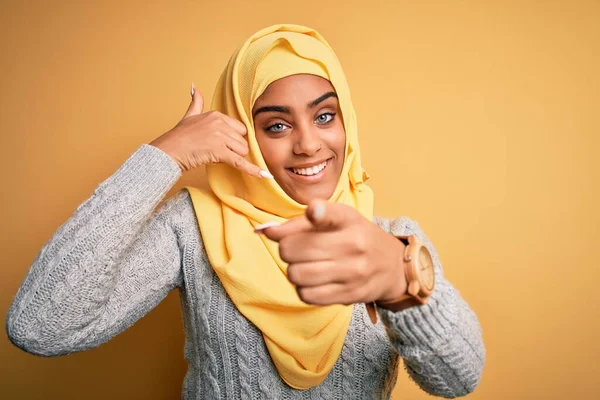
[306,200,357,231]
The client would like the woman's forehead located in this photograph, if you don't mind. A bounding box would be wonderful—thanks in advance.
[253,74,336,106]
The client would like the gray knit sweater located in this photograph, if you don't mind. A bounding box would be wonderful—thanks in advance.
[6,145,485,399]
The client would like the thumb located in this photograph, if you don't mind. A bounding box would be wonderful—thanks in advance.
[306,200,352,231]
[183,83,204,119]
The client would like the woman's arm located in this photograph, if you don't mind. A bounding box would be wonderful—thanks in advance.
[6,84,271,357]
[6,144,184,356]
[374,216,485,398]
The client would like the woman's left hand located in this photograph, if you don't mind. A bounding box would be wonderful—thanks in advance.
[259,201,408,306]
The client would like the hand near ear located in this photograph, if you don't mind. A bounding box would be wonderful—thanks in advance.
[151,84,272,178]
[259,201,408,306]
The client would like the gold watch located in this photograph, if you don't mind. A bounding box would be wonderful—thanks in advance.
[365,234,435,323]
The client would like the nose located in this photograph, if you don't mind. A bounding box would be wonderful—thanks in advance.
[293,123,323,156]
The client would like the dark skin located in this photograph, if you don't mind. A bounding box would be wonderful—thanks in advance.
[252,75,345,205]
[151,75,409,307]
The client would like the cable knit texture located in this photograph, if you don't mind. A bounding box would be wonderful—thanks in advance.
[6,145,485,399]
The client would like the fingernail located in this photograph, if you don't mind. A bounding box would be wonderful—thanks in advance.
[191,83,195,97]
[259,169,274,179]
[312,202,325,220]
[254,221,280,232]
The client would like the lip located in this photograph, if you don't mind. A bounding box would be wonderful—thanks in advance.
[288,158,331,169]
[286,158,333,183]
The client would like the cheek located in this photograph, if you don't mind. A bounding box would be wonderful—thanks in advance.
[256,135,287,170]
[326,125,346,158]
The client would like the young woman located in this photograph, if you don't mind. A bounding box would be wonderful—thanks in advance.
[7,24,485,399]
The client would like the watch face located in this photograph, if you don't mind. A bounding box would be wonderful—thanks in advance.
[418,247,435,290]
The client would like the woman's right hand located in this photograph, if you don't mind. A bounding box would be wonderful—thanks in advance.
[150,84,272,178]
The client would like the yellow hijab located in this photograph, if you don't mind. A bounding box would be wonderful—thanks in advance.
[186,24,373,389]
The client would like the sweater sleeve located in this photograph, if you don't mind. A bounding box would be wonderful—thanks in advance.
[6,144,185,357]
[373,217,485,398]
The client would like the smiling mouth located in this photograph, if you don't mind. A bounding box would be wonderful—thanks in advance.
[288,159,331,176]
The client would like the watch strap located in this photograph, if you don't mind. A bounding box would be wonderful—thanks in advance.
[364,234,427,324]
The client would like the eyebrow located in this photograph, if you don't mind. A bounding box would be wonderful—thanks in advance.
[309,91,338,108]
[252,91,338,117]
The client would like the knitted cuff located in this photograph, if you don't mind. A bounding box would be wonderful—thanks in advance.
[378,283,458,357]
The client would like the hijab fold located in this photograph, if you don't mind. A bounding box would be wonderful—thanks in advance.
[186,24,373,389]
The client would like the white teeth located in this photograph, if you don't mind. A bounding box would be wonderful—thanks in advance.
[292,160,328,176]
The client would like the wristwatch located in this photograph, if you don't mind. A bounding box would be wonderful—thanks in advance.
[365,234,436,323]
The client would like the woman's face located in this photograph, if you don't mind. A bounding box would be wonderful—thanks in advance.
[252,74,346,205]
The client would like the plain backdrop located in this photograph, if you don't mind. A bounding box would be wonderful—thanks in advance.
[1,1,598,399]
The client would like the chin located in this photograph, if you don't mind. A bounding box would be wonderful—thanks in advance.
[291,187,335,205]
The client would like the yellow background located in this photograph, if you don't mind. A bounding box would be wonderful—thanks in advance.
[1,1,598,399]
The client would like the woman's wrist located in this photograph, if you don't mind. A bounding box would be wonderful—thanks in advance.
[150,134,186,172]
[376,236,409,306]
